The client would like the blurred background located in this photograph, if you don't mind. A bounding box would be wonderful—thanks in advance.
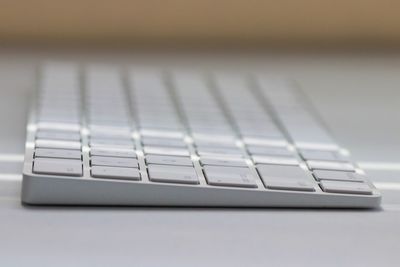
[1,0,400,48]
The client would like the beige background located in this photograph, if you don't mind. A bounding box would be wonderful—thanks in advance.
[1,0,400,45]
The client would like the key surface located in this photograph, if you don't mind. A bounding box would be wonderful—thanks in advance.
[141,137,186,148]
[35,139,81,150]
[200,156,247,167]
[307,160,355,172]
[140,129,184,139]
[143,146,190,157]
[242,137,288,147]
[257,165,315,191]
[203,166,257,188]
[35,148,81,160]
[148,165,199,184]
[313,170,365,182]
[146,155,193,166]
[320,180,373,195]
[91,166,140,180]
[90,138,134,148]
[253,155,298,166]
[91,156,138,168]
[90,147,137,158]
[246,145,293,157]
[36,130,81,141]
[33,158,82,176]
[300,150,347,161]
[196,147,243,157]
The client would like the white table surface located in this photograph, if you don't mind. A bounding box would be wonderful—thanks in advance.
[0,49,399,267]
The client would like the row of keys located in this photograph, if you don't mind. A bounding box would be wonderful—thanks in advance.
[33,64,84,177]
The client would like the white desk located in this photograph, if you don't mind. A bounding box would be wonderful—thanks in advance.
[0,50,399,267]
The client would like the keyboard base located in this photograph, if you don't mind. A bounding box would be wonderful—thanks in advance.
[22,174,382,208]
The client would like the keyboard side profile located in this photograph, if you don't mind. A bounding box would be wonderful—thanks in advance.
[21,63,381,208]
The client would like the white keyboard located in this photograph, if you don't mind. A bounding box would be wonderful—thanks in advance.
[21,63,381,208]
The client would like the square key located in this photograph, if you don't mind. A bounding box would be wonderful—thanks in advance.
[148,165,199,184]
[313,170,365,182]
[253,155,298,166]
[246,146,293,157]
[146,155,193,166]
[203,166,257,188]
[33,158,83,177]
[143,146,190,157]
[320,180,372,195]
[91,166,141,181]
[91,156,138,168]
[307,160,355,172]
[141,137,186,148]
[300,150,347,162]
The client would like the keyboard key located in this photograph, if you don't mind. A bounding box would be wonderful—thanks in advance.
[200,156,247,167]
[90,147,137,158]
[300,149,347,161]
[196,147,243,157]
[313,170,365,182]
[320,180,372,195]
[257,165,315,191]
[253,155,298,166]
[37,122,81,132]
[36,130,81,141]
[140,129,184,139]
[242,137,288,147]
[35,139,81,150]
[307,160,355,172]
[204,166,257,188]
[148,165,199,184]
[35,148,81,160]
[33,158,82,176]
[91,156,138,168]
[143,146,190,157]
[141,137,186,148]
[246,145,293,156]
[146,155,193,166]
[91,166,141,180]
[90,138,134,148]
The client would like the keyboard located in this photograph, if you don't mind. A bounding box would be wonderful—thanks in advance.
[21,62,381,208]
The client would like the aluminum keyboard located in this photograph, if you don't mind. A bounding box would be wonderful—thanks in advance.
[21,63,381,207]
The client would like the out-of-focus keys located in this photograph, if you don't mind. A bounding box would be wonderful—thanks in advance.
[200,156,247,167]
[148,165,199,184]
[35,139,81,150]
[246,145,293,156]
[140,129,184,139]
[33,158,83,176]
[196,147,243,157]
[320,180,373,195]
[253,155,298,166]
[91,156,138,168]
[143,146,190,157]
[37,122,81,132]
[242,137,288,147]
[91,166,140,180]
[89,138,134,148]
[146,155,193,166]
[313,170,365,182]
[36,130,81,141]
[35,148,81,160]
[141,137,186,148]
[307,160,355,172]
[90,147,137,158]
[258,165,315,191]
[300,149,347,161]
[204,166,257,188]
